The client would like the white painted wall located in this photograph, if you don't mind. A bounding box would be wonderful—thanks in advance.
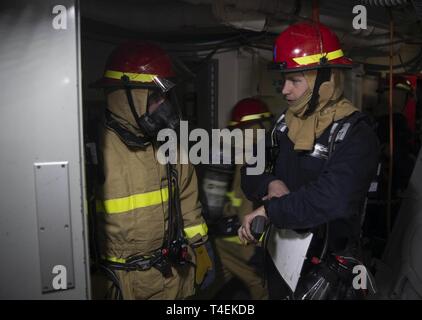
[215,50,240,128]
[214,47,287,128]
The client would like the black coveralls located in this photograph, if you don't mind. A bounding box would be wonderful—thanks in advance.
[241,112,380,299]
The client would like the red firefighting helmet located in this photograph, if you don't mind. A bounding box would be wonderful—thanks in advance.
[229,98,273,127]
[93,41,176,91]
[272,22,353,73]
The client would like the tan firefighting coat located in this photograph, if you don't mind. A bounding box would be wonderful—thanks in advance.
[96,89,207,299]
[211,123,270,299]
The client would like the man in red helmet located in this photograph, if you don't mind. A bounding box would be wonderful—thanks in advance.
[238,22,380,299]
[197,97,272,299]
[91,42,212,299]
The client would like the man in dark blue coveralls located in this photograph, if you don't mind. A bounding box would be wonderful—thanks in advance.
[238,22,380,300]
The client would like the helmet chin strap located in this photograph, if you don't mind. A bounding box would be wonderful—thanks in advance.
[304,67,331,117]
[102,75,153,148]
[104,109,151,148]
[120,75,150,136]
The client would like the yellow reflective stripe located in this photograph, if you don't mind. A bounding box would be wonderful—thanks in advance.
[222,233,265,244]
[222,235,243,244]
[292,49,344,66]
[104,255,152,264]
[239,112,272,123]
[226,191,242,208]
[106,256,127,263]
[184,223,208,239]
[97,187,169,214]
[104,70,157,83]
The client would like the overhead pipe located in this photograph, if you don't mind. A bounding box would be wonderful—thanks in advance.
[211,0,305,32]
[81,0,408,58]
[81,0,220,32]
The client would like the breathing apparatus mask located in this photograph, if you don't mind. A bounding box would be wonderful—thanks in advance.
[120,75,181,144]
[137,91,180,139]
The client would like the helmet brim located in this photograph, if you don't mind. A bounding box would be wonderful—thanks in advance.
[269,57,354,73]
[89,76,176,91]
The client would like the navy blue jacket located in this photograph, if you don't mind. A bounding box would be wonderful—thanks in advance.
[241,112,380,252]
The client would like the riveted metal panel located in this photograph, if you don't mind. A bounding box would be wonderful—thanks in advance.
[34,162,75,293]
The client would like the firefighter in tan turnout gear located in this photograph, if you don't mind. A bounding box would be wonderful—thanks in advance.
[92,41,212,299]
[198,98,272,299]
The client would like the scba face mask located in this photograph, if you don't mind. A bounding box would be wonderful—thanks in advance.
[137,92,180,139]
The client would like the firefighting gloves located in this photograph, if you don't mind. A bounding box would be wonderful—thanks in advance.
[194,241,215,289]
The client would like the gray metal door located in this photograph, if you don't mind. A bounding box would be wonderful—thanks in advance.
[375,146,422,299]
[0,0,90,299]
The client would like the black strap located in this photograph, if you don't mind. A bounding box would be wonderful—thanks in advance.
[102,248,174,277]
[320,114,358,257]
[321,111,376,259]
[121,75,145,130]
[166,163,175,249]
[104,109,150,148]
[327,111,371,155]
[164,163,189,267]
[304,68,331,117]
